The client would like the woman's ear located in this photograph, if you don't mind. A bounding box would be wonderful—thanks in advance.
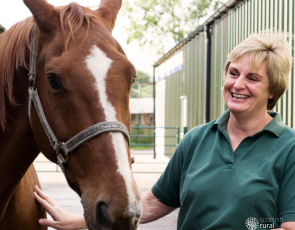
[269,92,274,99]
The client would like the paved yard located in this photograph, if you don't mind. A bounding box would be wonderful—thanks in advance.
[35,150,179,230]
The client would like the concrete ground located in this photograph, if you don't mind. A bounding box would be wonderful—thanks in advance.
[34,150,179,230]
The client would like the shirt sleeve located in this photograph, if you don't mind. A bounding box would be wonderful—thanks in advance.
[278,148,295,223]
[151,133,191,208]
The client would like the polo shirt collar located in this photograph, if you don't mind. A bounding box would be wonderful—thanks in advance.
[213,110,230,129]
[212,110,285,137]
[263,112,285,137]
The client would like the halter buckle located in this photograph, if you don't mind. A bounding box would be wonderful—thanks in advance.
[56,141,65,151]
[29,74,36,90]
[56,142,69,166]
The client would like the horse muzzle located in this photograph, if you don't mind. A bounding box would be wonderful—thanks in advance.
[83,198,141,230]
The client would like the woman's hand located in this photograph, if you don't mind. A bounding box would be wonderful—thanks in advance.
[270,221,295,230]
[34,185,87,230]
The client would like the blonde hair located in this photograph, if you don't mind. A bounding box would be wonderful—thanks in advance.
[224,32,293,110]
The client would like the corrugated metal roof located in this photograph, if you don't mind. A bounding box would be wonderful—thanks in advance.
[154,0,245,67]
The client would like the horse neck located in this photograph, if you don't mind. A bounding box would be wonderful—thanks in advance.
[0,64,40,208]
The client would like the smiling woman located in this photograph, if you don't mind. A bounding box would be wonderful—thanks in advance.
[149,32,295,230]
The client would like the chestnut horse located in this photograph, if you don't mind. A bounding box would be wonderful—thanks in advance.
[0,0,142,229]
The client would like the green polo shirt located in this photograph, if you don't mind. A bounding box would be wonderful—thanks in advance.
[152,110,295,230]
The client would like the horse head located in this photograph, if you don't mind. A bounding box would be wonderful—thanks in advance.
[23,0,142,229]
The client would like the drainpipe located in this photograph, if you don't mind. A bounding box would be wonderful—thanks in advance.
[204,25,211,123]
[153,66,156,159]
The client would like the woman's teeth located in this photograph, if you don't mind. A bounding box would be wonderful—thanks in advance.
[232,93,249,99]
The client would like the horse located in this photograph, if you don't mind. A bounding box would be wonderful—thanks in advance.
[0,0,142,229]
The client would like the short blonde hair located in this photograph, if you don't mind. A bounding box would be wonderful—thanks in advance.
[223,33,293,110]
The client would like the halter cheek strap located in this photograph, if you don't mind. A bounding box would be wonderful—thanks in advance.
[28,24,133,188]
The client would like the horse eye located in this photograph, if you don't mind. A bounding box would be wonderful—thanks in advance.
[47,75,63,90]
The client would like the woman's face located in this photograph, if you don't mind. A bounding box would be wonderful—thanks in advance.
[223,55,273,116]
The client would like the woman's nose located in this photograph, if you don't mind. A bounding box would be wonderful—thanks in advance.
[233,76,246,89]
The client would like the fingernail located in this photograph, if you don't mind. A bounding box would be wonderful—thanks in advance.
[39,219,45,224]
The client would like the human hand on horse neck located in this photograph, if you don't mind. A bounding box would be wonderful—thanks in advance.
[34,185,87,230]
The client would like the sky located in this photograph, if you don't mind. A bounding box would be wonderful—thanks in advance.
[0,0,228,77]
[0,0,155,76]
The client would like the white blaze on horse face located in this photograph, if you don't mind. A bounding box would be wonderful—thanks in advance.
[85,46,141,215]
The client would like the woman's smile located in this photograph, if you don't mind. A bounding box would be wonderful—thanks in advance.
[231,93,250,100]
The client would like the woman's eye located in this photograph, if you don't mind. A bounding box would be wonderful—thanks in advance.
[132,75,136,84]
[249,78,258,81]
[230,72,237,76]
[47,76,63,90]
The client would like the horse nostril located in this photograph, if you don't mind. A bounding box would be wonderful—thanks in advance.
[95,201,111,229]
[132,214,141,227]
[134,219,138,226]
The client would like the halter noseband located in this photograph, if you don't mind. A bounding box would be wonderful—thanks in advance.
[28,24,132,187]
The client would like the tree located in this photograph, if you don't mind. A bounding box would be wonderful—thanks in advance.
[130,70,153,98]
[0,24,5,34]
[122,0,223,56]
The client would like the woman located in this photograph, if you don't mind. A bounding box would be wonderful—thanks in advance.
[34,33,295,229]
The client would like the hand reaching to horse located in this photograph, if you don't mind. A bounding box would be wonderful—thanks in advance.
[34,185,87,230]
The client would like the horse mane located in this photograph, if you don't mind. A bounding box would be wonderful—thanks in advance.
[0,3,95,131]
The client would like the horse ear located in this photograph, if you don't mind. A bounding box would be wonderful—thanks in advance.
[23,0,59,33]
[96,0,122,32]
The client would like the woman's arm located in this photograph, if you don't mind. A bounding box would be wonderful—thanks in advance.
[34,185,87,230]
[34,186,175,229]
[140,189,176,224]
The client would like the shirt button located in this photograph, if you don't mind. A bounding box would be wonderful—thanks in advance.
[236,152,240,156]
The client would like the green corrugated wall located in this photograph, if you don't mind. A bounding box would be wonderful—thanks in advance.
[159,0,295,155]
[164,35,205,155]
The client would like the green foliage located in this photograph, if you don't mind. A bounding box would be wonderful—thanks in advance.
[135,70,152,83]
[0,24,5,34]
[130,127,154,150]
[122,0,223,56]
[130,70,153,98]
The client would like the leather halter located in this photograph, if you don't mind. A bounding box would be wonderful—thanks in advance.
[28,24,132,186]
